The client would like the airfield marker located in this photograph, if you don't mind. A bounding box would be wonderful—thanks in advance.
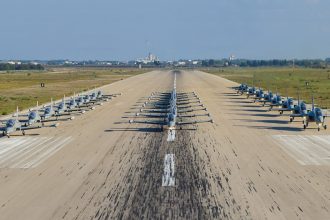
[162,154,175,187]
[167,130,176,142]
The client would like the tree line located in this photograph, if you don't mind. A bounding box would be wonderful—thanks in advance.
[201,59,330,68]
[0,63,44,71]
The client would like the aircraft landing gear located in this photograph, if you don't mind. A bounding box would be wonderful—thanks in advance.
[22,130,25,136]
[290,117,293,123]
[318,127,320,131]
[324,125,327,130]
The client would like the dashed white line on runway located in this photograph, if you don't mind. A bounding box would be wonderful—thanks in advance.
[272,135,330,166]
[167,130,176,142]
[0,136,73,168]
[162,154,175,186]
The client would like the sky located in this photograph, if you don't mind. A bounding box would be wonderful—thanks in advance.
[0,0,329,60]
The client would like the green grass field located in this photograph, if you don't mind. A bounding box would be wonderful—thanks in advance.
[203,67,330,109]
[0,68,148,115]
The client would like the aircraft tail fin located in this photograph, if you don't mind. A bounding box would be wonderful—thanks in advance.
[297,92,300,105]
[286,88,288,100]
[275,87,278,96]
[312,95,315,110]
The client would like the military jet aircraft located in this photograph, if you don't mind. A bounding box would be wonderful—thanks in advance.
[303,96,327,131]
[258,90,274,106]
[251,88,265,102]
[289,96,308,122]
[268,94,283,111]
[274,97,295,114]
[129,89,213,131]
[55,95,69,115]
[246,87,257,99]
[75,95,94,110]
[39,98,75,122]
[18,102,43,127]
[0,107,41,138]
[236,84,249,95]
[40,99,57,120]
[95,90,121,101]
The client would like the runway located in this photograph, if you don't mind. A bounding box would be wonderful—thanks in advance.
[0,136,72,168]
[273,135,330,166]
[0,70,329,219]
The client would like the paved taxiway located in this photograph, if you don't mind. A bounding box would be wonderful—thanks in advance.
[0,70,329,219]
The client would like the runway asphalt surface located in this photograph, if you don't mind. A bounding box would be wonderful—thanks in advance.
[0,70,329,219]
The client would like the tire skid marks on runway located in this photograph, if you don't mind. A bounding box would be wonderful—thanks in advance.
[0,136,73,168]
[162,154,175,186]
[272,135,330,165]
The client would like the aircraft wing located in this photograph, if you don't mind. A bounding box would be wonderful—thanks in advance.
[19,119,30,123]
[178,108,206,113]
[289,113,306,118]
[177,101,200,105]
[140,109,168,113]
[177,104,203,109]
[269,103,281,107]
[21,125,42,130]
[178,113,210,118]
[276,108,293,112]
[135,113,166,118]
[129,120,166,125]
[177,119,213,125]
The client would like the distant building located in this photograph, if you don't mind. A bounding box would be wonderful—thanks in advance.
[6,61,21,65]
[137,53,159,64]
[229,55,235,61]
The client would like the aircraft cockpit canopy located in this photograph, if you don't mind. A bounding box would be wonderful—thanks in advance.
[6,119,15,127]
[28,111,37,120]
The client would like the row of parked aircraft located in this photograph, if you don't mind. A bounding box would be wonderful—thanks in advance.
[0,90,120,138]
[235,84,328,131]
[128,71,213,131]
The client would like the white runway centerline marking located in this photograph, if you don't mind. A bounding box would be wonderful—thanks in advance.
[162,154,175,186]
[272,135,330,166]
[0,136,73,168]
[167,130,176,142]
